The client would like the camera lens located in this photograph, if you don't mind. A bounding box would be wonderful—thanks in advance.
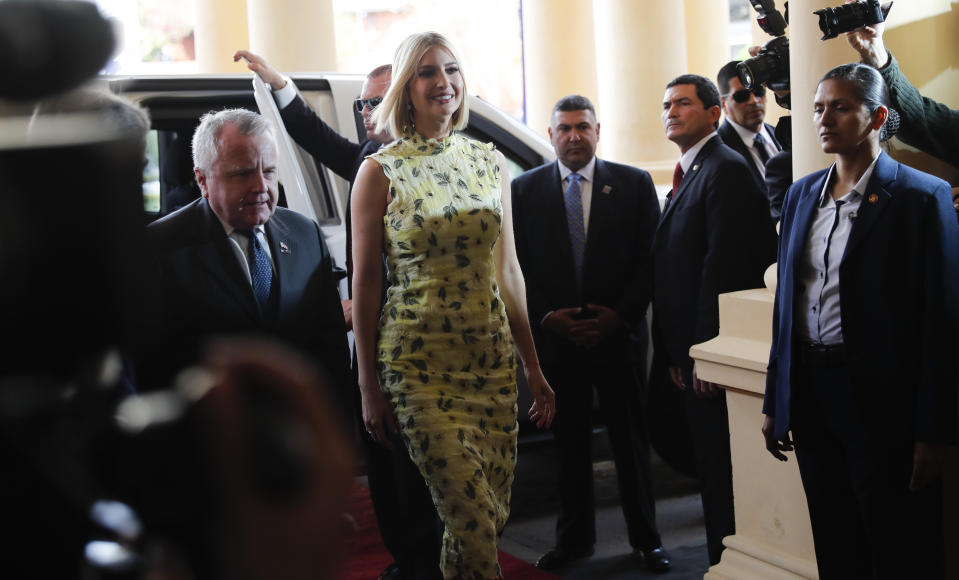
[736,36,790,93]
[737,63,755,90]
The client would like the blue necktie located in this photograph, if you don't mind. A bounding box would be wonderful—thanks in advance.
[244,229,274,311]
[564,172,586,289]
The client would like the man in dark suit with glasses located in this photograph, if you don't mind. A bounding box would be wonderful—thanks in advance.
[716,61,782,198]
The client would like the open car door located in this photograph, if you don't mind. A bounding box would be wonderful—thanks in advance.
[251,74,348,298]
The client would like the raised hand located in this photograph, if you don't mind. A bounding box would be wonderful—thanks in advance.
[233,49,287,90]
[844,1,889,68]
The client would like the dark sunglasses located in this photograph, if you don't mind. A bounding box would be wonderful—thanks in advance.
[354,96,383,113]
[725,86,766,103]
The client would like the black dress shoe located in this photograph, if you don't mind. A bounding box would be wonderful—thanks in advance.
[535,546,594,570]
[636,546,671,572]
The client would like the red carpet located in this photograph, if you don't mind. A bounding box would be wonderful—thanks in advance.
[337,482,560,580]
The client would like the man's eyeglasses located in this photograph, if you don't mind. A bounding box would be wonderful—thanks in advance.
[354,96,383,113]
[724,86,766,103]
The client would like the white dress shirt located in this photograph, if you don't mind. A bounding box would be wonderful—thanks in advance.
[726,119,778,176]
[679,131,719,175]
[213,215,275,285]
[797,155,879,345]
[272,75,298,109]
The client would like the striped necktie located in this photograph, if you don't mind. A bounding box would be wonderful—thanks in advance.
[564,172,586,289]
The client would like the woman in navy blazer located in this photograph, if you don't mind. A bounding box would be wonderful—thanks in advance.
[762,64,959,579]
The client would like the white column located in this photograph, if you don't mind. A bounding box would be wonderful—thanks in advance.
[246,0,337,73]
[684,0,730,80]
[786,0,850,179]
[592,0,688,174]
[521,0,598,140]
[193,0,249,73]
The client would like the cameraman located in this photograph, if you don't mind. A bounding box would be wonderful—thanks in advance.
[846,2,959,169]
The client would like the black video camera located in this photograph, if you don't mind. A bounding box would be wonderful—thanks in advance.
[738,0,790,93]
[814,0,893,41]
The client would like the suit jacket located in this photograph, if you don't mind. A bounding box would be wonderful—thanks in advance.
[280,95,380,184]
[141,198,350,395]
[652,135,777,368]
[717,119,781,194]
[764,152,959,443]
[764,149,792,221]
[280,95,381,287]
[512,158,660,365]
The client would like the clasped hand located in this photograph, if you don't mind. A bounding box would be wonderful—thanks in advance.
[542,304,620,348]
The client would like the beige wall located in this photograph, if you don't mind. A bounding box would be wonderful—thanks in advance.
[788,0,959,182]
[878,0,959,183]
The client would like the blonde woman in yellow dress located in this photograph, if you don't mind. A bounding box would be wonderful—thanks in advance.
[351,31,556,580]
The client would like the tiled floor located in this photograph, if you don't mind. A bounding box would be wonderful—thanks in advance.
[501,435,711,579]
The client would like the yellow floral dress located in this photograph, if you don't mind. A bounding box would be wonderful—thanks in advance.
[371,132,518,580]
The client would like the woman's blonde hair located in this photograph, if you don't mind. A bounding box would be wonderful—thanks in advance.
[373,31,469,139]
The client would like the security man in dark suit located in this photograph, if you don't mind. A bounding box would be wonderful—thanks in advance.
[512,94,669,573]
[655,74,777,566]
[763,63,959,579]
[716,61,782,196]
[234,51,442,580]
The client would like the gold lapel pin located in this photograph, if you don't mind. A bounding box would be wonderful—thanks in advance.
[868,194,878,203]
[601,185,612,194]
[279,241,291,254]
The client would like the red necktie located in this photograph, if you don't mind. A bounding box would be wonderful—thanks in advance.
[672,162,684,195]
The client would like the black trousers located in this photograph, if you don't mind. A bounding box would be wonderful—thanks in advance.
[681,367,735,566]
[545,359,662,552]
[792,363,944,580]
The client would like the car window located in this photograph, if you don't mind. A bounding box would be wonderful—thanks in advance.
[143,129,160,213]
[460,112,548,181]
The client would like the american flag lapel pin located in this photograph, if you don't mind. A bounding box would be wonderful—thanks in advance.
[601,185,613,195]
[279,241,291,254]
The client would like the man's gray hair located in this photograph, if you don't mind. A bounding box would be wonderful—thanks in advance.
[191,108,275,172]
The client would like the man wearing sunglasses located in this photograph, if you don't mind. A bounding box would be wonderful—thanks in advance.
[716,61,782,197]
[234,50,443,580]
